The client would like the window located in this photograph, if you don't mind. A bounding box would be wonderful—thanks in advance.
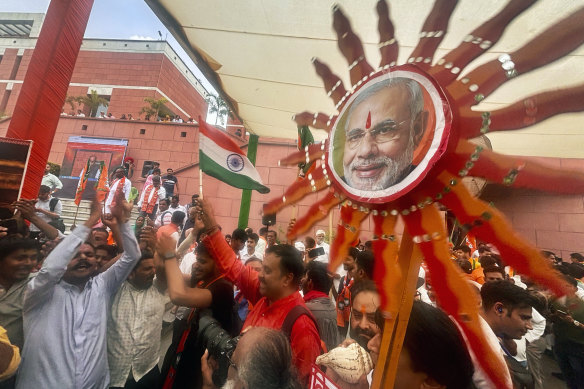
[81,125,88,131]
[140,129,146,135]
[180,132,186,137]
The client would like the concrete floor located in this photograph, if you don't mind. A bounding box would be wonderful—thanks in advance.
[542,352,568,389]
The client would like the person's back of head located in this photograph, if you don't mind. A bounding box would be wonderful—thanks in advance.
[570,252,584,264]
[354,250,374,280]
[238,328,301,389]
[567,262,584,280]
[171,211,185,226]
[478,254,498,268]
[305,260,332,294]
[232,228,248,244]
[458,260,472,274]
[304,236,316,250]
[402,301,474,389]
[259,226,268,237]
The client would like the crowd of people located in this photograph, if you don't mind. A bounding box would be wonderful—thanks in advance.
[1,168,584,389]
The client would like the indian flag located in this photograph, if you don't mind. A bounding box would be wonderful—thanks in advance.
[199,118,270,194]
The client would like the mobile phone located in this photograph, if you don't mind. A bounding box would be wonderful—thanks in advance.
[0,218,18,235]
[308,246,325,259]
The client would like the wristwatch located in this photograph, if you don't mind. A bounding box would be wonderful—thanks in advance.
[162,251,176,260]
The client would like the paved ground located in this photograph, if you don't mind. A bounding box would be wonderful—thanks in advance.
[542,352,568,389]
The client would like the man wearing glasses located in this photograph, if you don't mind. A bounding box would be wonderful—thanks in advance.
[342,77,428,191]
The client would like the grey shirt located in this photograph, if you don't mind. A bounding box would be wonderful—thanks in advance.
[16,222,140,389]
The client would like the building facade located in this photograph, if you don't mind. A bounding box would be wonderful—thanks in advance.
[0,13,583,256]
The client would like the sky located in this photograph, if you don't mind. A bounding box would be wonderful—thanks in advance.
[0,0,217,96]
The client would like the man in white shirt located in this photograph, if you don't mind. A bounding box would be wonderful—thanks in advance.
[154,198,173,228]
[41,164,62,194]
[16,193,140,389]
[106,167,132,215]
[137,175,166,220]
[478,280,537,389]
[168,195,186,215]
[108,251,168,388]
[241,233,263,262]
[314,229,330,264]
[30,185,62,236]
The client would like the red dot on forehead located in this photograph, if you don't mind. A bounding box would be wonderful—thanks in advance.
[365,111,372,129]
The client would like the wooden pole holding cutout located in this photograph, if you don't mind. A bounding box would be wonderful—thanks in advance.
[371,232,423,389]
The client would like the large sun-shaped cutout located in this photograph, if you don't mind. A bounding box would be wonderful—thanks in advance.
[265,1,584,387]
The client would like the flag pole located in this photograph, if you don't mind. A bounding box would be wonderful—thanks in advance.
[237,134,259,229]
[72,203,80,227]
[199,170,203,199]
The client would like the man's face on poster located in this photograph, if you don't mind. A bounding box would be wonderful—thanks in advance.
[342,81,427,191]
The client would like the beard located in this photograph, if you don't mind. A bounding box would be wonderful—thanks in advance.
[349,325,378,351]
[222,379,236,389]
[344,135,415,191]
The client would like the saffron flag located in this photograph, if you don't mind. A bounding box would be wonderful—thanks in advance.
[74,160,90,206]
[95,162,109,203]
[198,118,269,194]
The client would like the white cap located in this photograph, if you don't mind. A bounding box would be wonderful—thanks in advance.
[294,241,305,252]
[316,229,326,236]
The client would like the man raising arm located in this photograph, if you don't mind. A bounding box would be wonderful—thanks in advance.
[16,190,140,389]
[196,199,321,383]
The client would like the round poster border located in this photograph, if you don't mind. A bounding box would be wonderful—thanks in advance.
[326,65,452,204]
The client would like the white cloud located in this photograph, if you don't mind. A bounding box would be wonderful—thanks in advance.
[129,35,155,40]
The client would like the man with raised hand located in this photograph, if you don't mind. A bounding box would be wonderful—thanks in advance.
[194,198,321,384]
[16,190,140,389]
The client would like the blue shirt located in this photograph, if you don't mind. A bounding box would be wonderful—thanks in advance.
[16,222,140,389]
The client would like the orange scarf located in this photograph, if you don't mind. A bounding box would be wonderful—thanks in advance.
[141,185,159,214]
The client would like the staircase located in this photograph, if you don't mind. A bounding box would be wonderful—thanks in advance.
[60,198,141,233]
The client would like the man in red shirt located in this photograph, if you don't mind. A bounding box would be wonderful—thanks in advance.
[197,199,321,383]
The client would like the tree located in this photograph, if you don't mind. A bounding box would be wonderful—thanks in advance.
[65,95,80,111]
[139,97,168,120]
[77,90,109,117]
[206,94,233,126]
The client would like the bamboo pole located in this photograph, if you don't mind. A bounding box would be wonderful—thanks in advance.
[371,232,422,389]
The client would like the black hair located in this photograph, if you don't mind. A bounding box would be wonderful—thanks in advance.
[350,279,378,301]
[39,185,51,194]
[570,252,584,263]
[225,234,232,239]
[266,244,304,284]
[482,265,505,278]
[562,273,578,288]
[171,211,185,225]
[454,245,471,254]
[567,263,584,279]
[259,227,268,236]
[364,240,373,250]
[132,250,154,271]
[478,255,498,268]
[0,236,39,261]
[458,260,472,274]
[304,236,316,249]
[95,244,118,259]
[356,250,375,279]
[348,246,359,260]
[305,261,332,294]
[172,194,179,201]
[159,198,169,205]
[196,242,211,257]
[478,246,490,254]
[152,168,161,175]
[231,228,248,243]
[541,250,556,260]
[480,280,537,312]
[404,301,474,389]
[267,230,278,238]
[247,232,259,243]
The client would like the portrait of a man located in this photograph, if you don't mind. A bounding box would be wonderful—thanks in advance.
[339,77,429,191]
